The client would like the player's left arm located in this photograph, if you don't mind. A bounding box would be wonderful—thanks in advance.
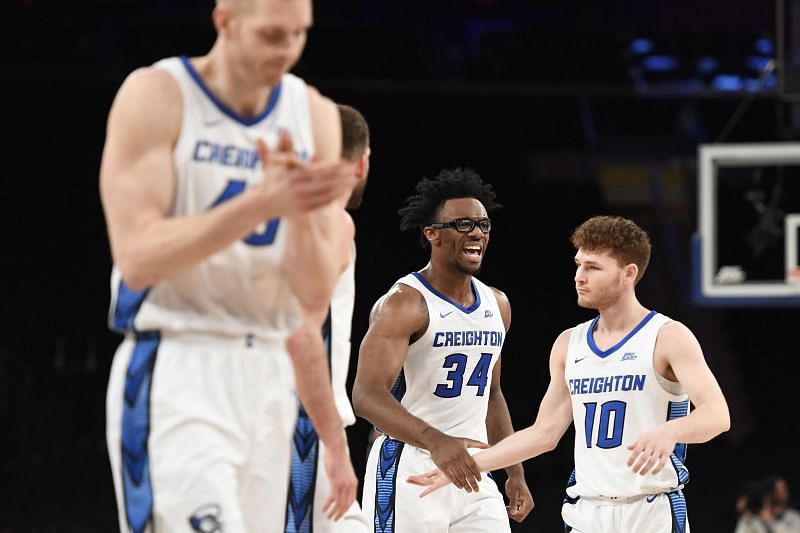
[485,287,534,522]
[627,320,731,476]
[282,86,357,521]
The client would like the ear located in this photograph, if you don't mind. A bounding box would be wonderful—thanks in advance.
[422,226,439,245]
[356,151,369,180]
[212,5,231,35]
[624,263,638,284]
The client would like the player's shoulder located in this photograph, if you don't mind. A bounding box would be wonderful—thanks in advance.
[554,326,575,346]
[655,318,695,341]
[653,318,702,360]
[304,83,336,114]
[486,283,508,301]
[373,280,426,315]
[117,65,181,104]
[384,280,425,307]
[544,327,574,365]
[106,66,182,141]
[368,281,427,327]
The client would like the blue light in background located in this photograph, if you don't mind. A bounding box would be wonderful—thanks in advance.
[629,38,654,55]
[712,74,744,91]
[754,37,774,55]
[747,55,773,72]
[642,55,679,72]
[696,56,719,74]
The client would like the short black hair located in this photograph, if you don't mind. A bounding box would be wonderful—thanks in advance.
[398,167,501,247]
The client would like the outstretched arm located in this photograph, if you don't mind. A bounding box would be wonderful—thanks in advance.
[409,328,575,496]
[626,320,730,476]
[282,89,358,522]
[484,288,533,522]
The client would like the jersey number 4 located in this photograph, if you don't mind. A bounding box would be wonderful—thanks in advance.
[212,180,280,245]
[433,353,493,398]
[582,400,627,449]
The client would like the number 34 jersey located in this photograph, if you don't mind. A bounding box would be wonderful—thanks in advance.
[393,272,506,445]
[565,311,690,499]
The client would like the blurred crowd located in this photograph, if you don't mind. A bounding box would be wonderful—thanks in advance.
[735,475,800,533]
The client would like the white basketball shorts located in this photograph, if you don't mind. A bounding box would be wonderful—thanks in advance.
[362,434,510,533]
[106,330,297,533]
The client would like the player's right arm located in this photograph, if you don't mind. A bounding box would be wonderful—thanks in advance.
[100,68,353,291]
[408,328,575,495]
[352,285,489,492]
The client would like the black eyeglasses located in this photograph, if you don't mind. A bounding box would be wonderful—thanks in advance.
[429,217,492,233]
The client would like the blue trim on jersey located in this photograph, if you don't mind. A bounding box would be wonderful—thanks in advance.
[411,272,481,314]
[667,489,687,533]
[667,399,689,464]
[180,55,282,126]
[667,399,689,486]
[563,469,579,505]
[374,438,404,532]
[111,279,148,333]
[285,407,319,533]
[390,370,406,402]
[586,310,658,358]
[121,332,160,533]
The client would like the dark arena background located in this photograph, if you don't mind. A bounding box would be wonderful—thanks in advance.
[3,0,800,531]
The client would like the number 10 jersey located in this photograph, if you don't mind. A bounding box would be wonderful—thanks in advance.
[564,311,690,500]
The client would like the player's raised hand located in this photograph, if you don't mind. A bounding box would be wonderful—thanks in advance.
[407,468,450,497]
[425,430,489,493]
[504,476,534,522]
[255,131,356,215]
[321,441,358,521]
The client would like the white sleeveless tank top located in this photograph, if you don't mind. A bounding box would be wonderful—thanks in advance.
[389,272,506,444]
[108,56,314,339]
[565,311,690,499]
[326,241,357,426]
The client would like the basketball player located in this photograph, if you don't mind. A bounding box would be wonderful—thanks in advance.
[101,0,359,530]
[409,215,731,533]
[352,168,534,531]
[285,104,372,532]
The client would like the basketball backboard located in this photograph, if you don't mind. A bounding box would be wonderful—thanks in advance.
[693,142,800,306]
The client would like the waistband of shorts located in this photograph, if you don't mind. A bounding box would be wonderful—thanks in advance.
[581,494,654,504]
[128,329,286,348]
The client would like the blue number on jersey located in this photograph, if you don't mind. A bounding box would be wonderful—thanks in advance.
[433,354,467,398]
[211,180,280,245]
[582,400,627,449]
[433,352,493,398]
[466,353,492,396]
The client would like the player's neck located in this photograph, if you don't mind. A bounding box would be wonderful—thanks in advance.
[419,263,474,306]
[194,50,277,118]
[595,296,649,333]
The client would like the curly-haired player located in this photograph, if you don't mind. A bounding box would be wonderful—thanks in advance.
[353,167,533,532]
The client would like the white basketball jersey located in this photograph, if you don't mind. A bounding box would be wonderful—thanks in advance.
[327,241,357,426]
[564,311,690,499]
[108,56,315,339]
[391,272,505,444]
